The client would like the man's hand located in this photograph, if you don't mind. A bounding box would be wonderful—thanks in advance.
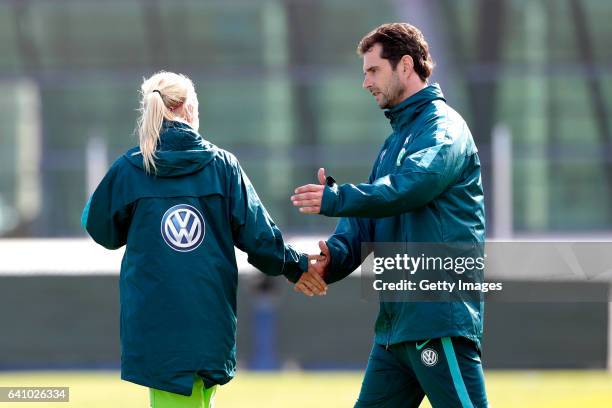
[310,240,330,278]
[294,241,331,297]
[291,168,326,214]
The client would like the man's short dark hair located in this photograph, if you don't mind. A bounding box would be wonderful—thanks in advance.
[357,23,434,81]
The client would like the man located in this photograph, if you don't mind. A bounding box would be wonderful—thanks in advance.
[291,23,487,407]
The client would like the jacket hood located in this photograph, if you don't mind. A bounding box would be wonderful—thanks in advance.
[384,83,446,131]
[124,120,217,177]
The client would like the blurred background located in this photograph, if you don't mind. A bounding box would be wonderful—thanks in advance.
[1,0,612,407]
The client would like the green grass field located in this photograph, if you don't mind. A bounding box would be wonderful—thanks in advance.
[0,370,611,407]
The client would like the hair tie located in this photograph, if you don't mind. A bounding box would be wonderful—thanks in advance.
[152,90,162,96]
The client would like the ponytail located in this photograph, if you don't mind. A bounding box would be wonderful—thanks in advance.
[137,91,165,174]
[135,71,197,174]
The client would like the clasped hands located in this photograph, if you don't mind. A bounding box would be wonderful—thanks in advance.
[298,241,330,296]
[292,168,330,296]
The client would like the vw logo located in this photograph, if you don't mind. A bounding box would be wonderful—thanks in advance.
[421,348,438,367]
[161,204,205,252]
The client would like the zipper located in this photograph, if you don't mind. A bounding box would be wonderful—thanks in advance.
[380,130,410,353]
[385,303,392,350]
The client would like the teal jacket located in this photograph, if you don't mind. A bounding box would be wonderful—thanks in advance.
[82,121,307,395]
[321,84,486,346]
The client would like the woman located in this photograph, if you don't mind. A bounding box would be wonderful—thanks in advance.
[82,71,326,407]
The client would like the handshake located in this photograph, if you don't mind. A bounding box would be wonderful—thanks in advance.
[297,241,330,297]
[290,168,332,297]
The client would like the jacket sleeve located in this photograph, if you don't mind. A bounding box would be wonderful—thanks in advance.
[228,159,307,283]
[320,129,467,219]
[325,217,373,284]
[81,161,132,250]
[323,146,384,284]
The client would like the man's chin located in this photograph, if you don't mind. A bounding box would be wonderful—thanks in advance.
[375,97,389,109]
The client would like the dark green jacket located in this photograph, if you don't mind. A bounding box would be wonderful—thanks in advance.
[321,84,486,346]
[82,121,307,395]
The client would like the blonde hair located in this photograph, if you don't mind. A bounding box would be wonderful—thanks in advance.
[136,71,199,173]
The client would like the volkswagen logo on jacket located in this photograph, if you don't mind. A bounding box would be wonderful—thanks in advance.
[161,204,205,252]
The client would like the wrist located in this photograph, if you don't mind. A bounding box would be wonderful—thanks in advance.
[320,181,340,216]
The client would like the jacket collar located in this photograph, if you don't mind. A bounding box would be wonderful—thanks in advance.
[158,120,206,151]
[384,83,446,132]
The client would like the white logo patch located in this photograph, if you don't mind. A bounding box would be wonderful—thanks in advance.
[421,348,438,367]
[379,149,387,163]
[396,134,413,167]
[161,204,205,252]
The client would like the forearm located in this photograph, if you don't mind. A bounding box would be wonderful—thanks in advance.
[324,235,370,284]
[243,230,308,283]
[320,172,444,218]
[282,248,308,283]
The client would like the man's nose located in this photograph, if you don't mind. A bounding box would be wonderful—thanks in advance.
[362,76,371,89]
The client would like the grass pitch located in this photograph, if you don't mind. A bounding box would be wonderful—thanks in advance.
[0,370,610,407]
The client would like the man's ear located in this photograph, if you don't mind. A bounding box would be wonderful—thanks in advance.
[401,55,414,74]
